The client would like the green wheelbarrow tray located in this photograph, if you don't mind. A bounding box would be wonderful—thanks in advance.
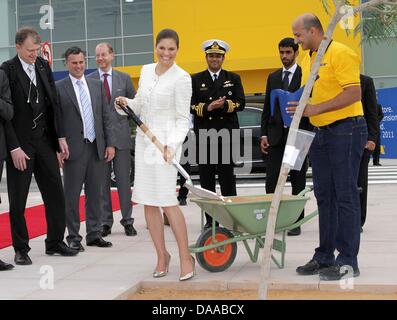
[189,187,318,272]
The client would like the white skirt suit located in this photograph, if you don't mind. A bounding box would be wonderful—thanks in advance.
[125,63,192,206]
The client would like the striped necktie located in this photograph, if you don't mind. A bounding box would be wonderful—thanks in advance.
[76,80,95,142]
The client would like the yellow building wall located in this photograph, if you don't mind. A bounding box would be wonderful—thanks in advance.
[117,0,361,94]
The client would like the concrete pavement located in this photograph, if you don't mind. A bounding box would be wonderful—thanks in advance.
[0,161,396,300]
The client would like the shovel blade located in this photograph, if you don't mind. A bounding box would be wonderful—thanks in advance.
[184,182,224,201]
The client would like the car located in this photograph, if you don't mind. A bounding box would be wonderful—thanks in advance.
[110,97,266,187]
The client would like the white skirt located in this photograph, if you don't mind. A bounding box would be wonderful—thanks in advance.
[131,133,181,207]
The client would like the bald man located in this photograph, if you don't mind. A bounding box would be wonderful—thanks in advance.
[290,14,367,281]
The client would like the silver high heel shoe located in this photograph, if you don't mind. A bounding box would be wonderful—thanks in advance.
[153,253,171,278]
[179,256,196,281]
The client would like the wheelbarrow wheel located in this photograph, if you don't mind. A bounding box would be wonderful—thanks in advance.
[195,227,237,272]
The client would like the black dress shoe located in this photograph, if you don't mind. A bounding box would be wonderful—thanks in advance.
[178,197,187,206]
[373,163,382,166]
[102,225,112,237]
[124,224,137,236]
[288,226,301,236]
[87,237,112,248]
[319,264,360,281]
[0,259,14,271]
[46,242,79,256]
[296,259,333,275]
[69,241,85,252]
[14,252,32,266]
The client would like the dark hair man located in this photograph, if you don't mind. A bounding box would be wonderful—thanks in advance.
[260,37,312,236]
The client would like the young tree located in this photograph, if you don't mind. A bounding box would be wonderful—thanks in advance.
[258,0,397,300]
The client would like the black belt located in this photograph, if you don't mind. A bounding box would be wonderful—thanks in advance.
[317,116,363,130]
[83,138,94,144]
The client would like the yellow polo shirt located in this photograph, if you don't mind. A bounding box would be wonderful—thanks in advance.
[301,41,363,127]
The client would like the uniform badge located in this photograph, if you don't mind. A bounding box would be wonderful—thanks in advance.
[228,91,232,96]
[201,83,206,87]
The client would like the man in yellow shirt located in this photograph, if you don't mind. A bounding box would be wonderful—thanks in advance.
[290,14,367,281]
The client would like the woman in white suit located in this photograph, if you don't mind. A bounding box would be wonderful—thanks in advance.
[116,29,195,281]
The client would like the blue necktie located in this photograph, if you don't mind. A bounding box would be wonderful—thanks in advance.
[76,80,95,142]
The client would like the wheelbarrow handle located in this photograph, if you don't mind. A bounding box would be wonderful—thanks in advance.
[296,187,313,197]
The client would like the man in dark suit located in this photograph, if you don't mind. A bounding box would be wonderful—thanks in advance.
[88,42,137,237]
[260,37,312,236]
[0,27,78,265]
[0,69,14,271]
[191,39,245,229]
[358,74,378,231]
[56,46,116,252]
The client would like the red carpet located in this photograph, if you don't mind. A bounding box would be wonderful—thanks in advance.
[0,191,121,249]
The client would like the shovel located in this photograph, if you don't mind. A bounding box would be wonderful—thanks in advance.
[115,101,224,202]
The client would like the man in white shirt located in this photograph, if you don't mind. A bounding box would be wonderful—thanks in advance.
[0,27,78,265]
[259,37,312,236]
[88,43,137,237]
[56,46,116,252]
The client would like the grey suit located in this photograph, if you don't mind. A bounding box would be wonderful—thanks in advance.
[88,69,135,229]
[56,75,116,244]
[0,69,14,199]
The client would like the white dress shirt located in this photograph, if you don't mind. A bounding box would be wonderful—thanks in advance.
[69,74,94,138]
[282,63,298,87]
[208,69,221,81]
[18,56,36,85]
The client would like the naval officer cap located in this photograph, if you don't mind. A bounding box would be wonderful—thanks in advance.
[201,39,230,55]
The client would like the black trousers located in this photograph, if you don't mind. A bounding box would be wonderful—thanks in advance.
[197,130,237,224]
[372,130,381,164]
[265,144,308,223]
[358,148,371,227]
[6,131,66,253]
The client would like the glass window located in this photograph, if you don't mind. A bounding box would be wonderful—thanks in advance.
[122,0,153,36]
[52,59,67,72]
[52,40,86,62]
[237,108,262,127]
[124,53,153,66]
[86,0,121,39]
[17,0,51,42]
[0,0,17,47]
[52,0,85,42]
[123,35,153,54]
[0,47,16,63]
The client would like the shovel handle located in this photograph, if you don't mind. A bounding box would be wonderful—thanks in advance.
[116,103,165,153]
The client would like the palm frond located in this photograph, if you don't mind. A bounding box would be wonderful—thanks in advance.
[356,6,397,45]
[320,0,332,15]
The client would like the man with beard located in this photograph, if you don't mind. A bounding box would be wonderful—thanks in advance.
[260,37,312,236]
[191,39,245,229]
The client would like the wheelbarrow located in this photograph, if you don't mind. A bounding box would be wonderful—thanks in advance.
[189,188,318,272]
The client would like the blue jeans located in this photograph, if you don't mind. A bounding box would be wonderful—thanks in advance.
[310,116,367,269]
